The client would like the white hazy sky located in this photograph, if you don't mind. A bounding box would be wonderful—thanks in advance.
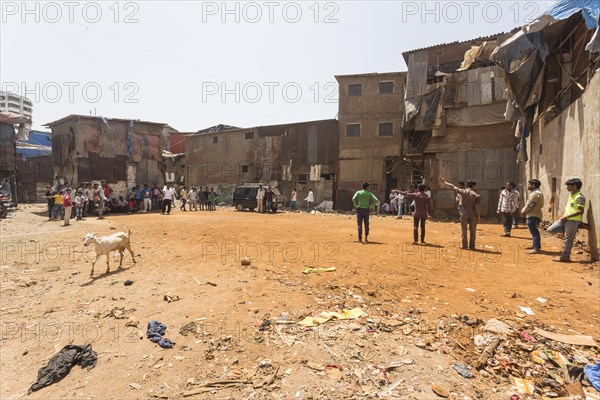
[1,0,554,131]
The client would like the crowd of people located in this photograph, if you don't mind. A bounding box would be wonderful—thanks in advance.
[43,181,222,225]
[352,177,588,263]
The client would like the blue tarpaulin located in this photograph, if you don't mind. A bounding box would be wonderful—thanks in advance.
[543,0,600,29]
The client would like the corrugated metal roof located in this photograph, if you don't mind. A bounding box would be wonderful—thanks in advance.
[44,114,167,127]
[402,30,518,61]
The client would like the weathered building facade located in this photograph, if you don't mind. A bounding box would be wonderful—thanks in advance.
[402,33,520,217]
[45,115,166,195]
[492,8,599,259]
[185,119,338,205]
[335,72,407,210]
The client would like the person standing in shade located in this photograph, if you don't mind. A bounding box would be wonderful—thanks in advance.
[97,180,107,219]
[290,188,298,211]
[352,182,379,243]
[439,177,480,250]
[547,178,586,262]
[399,184,432,245]
[265,186,274,213]
[521,179,544,254]
[497,181,519,237]
[305,188,314,212]
[256,184,265,213]
[209,187,217,211]
[512,185,521,229]
[62,188,73,226]
[44,185,55,220]
[396,190,405,219]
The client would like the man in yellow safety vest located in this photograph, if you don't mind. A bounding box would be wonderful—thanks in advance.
[547,178,586,262]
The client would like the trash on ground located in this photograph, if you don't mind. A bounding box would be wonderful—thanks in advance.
[28,344,97,394]
[298,307,365,327]
[535,328,598,347]
[164,293,180,303]
[511,376,535,395]
[302,266,336,274]
[518,306,535,315]
[453,363,474,378]
[147,320,175,349]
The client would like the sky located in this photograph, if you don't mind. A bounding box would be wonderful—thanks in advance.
[1,0,555,132]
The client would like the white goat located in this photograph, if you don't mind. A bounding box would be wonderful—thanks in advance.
[82,230,136,276]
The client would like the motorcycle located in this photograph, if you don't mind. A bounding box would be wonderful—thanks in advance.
[0,190,13,219]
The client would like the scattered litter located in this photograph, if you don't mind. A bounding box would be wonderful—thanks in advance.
[453,363,474,378]
[179,322,200,336]
[518,306,535,315]
[520,331,536,341]
[325,365,343,381]
[465,288,476,292]
[28,344,97,394]
[536,297,547,303]
[535,328,598,347]
[302,267,336,274]
[431,384,449,398]
[241,257,251,266]
[483,318,514,336]
[298,307,365,327]
[305,361,325,371]
[146,320,175,349]
[129,382,142,390]
[124,279,133,286]
[164,293,180,303]
[511,376,535,395]
[584,363,600,391]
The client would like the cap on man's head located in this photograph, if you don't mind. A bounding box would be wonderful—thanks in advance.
[362,182,370,189]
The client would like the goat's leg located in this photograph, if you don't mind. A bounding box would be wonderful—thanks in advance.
[118,250,124,268]
[126,244,136,264]
[105,254,111,274]
[90,254,100,276]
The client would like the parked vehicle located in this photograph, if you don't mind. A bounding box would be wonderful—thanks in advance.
[233,184,284,212]
[0,189,12,219]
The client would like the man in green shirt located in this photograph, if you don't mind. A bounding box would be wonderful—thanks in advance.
[352,182,379,243]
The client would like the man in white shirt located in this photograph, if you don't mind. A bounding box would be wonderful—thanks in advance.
[305,188,314,212]
[97,180,107,219]
[162,184,175,215]
[256,184,265,213]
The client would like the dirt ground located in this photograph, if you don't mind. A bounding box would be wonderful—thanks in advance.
[1,204,599,400]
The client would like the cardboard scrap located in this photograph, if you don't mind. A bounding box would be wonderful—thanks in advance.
[302,267,336,274]
[484,318,515,336]
[298,307,365,327]
[511,376,535,395]
[535,328,598,347]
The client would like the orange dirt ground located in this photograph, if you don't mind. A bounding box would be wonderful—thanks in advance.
[1,204,599,399]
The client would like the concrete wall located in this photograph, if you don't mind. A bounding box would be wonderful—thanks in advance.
[50,117,164,187]
[185,120,338,205]
[336,72,406,209]
[527,73,600,260]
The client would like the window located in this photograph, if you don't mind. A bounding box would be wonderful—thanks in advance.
[241,165,249,173]
[245,131,254,139]
[378,122,393,136]
[370,183,379,191]
[379,81,394,93]
[298,174,309,182]
[213,136,218,143]
[348,84,362,96]
[346,124,360,137]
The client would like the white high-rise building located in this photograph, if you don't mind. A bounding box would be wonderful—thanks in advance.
[0,91,33,119]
